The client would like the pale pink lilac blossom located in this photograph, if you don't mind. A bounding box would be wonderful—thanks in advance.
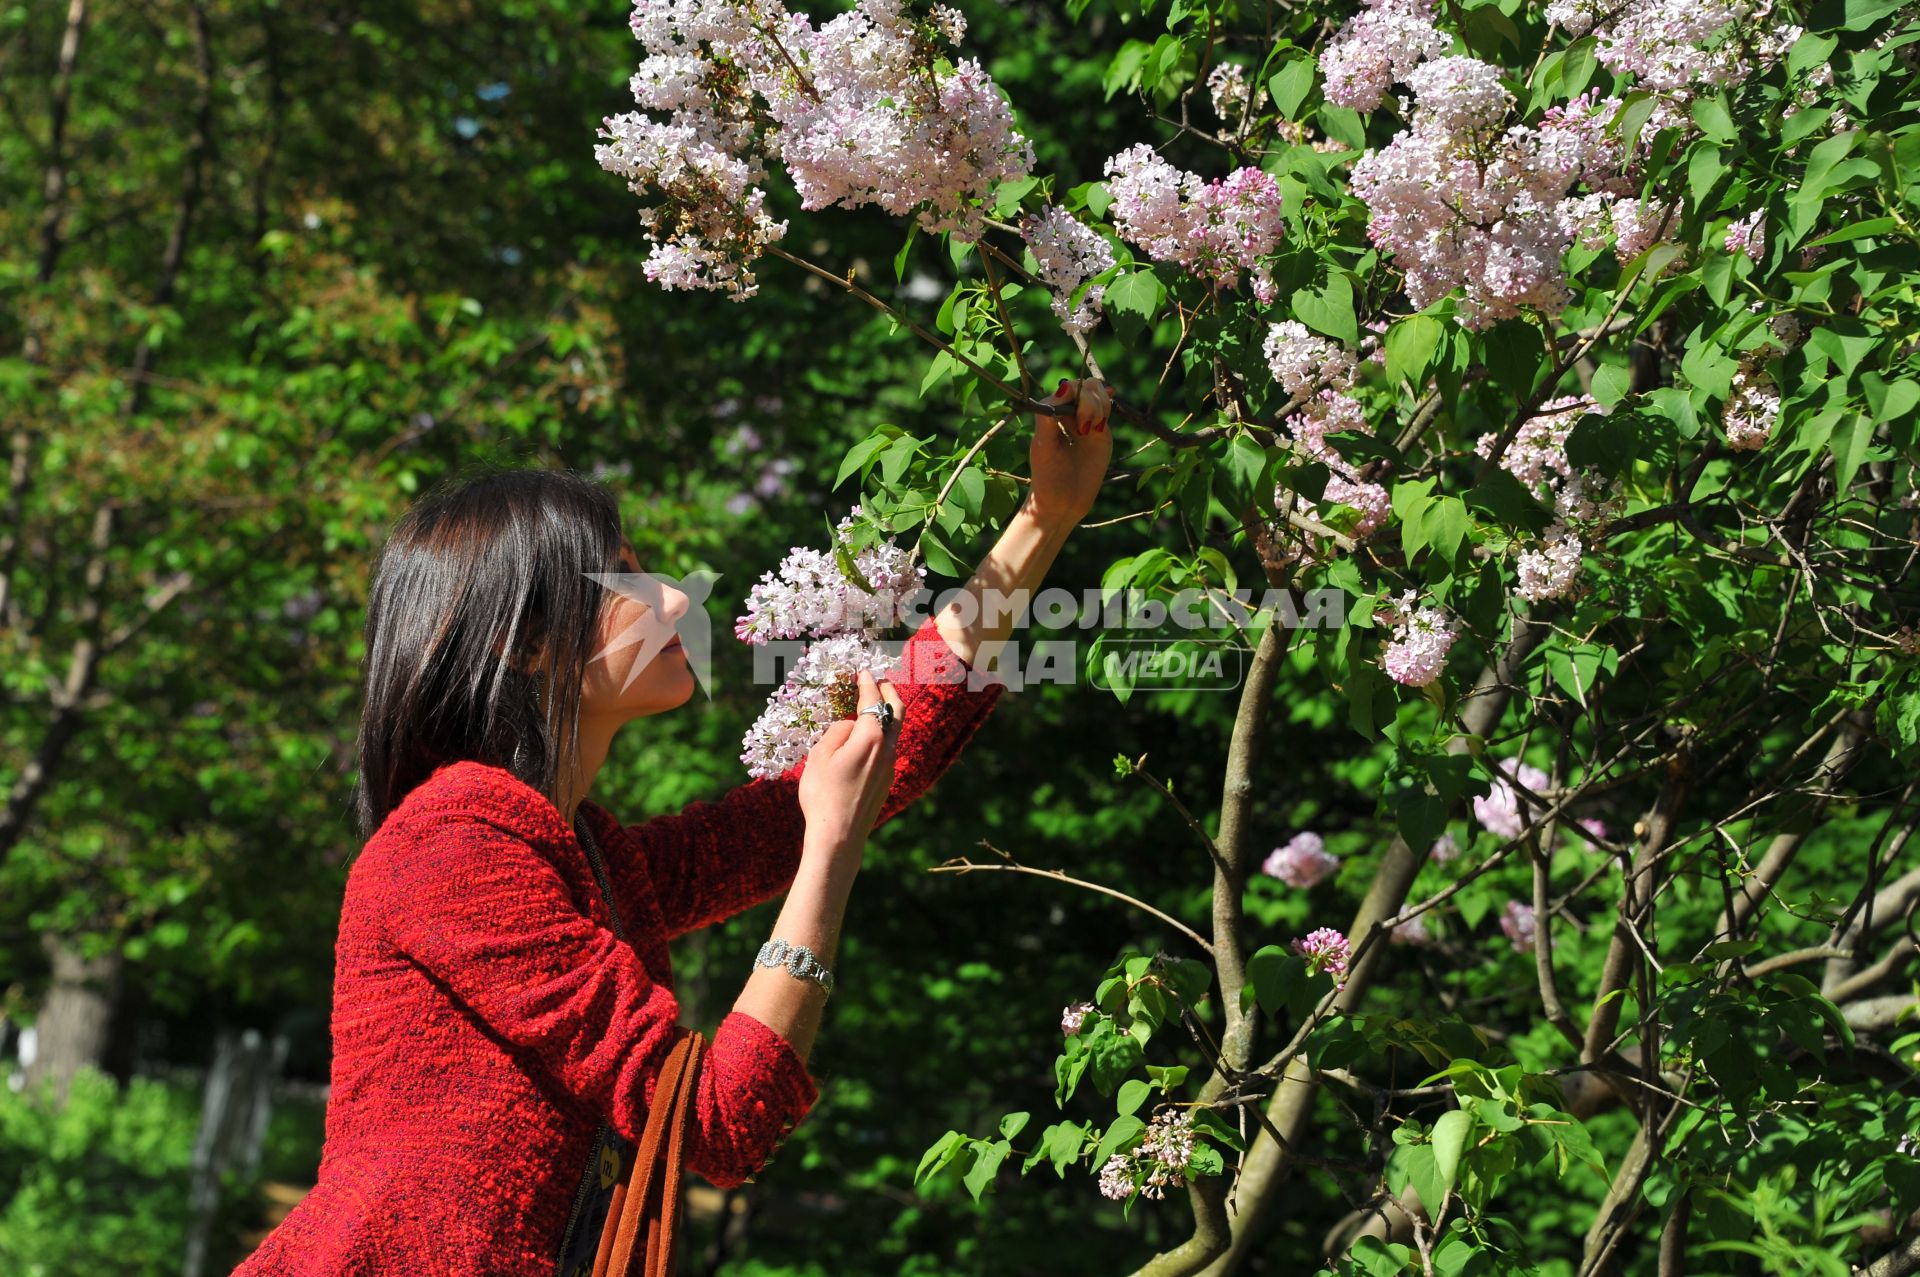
[1263,831,1342,888]
[1267,391,1392,569]
[597,0,1034,298]
[1134,1109,1197,1200]
[1349,71,1653,328]
[1103,144,1286,301]
[1499,899,1538,951]
[1320,0,1448,111]
[1376,588,1460,688]
[1474,757,1551,840]
[1023,206,1116,337]
[740,630,896,777]
[735,507,925,642]
[1724,209,1766,262]
[1542,0,1801,93]
[1061,1000,1096,1036]
[1264,321,1358,398]
[1515,523,1585,603]
[1722,362,1781,451]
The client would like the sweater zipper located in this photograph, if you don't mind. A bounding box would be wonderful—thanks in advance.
[554,814,625,1276]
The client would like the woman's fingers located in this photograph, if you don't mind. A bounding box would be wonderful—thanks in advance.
[811,717,856,758]
[1076,378,1112,435]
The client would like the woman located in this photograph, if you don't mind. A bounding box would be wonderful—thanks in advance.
[233,378,1113,1275]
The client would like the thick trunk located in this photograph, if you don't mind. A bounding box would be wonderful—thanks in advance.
[20,931,123,1107]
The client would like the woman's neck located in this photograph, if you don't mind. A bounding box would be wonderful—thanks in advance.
[556,713,621,822]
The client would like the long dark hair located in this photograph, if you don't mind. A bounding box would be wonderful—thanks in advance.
[350,465,625,840]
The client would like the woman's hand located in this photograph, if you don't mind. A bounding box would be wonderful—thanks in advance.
[796,668,905,871]
[1026,377,1114,529]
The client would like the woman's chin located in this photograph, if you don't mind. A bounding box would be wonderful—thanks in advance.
[625,665,698,718]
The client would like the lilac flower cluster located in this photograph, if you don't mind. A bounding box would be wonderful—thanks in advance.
[1102,144,1286,302]
[1349,74,1664,329]
[1263,831,1341,888]
[735,509,924,642]
[1267,390,1393,569]
[735,508,927,778]
[1474,757,1551,840]
[1207,62,1256,130]
[1500,899,1538,951]
[1292,927,1352,989]
[1061,1000,1097,1036]
[1722,360,1782,451]
[1475,396,1624,604]
[1023,206,1116,337]
[1263,321,1358,399]
[739,631,896,778]
[1724,210,1766,263]
[595,0,1034,298]
[1516,527,1586,603]
[1376,588,1460,688]
[1320,0,1447,111]
[1099,1108,1198,1201]
[1543,0,1802,93]
[1391,913,1433,945]
[1428,832,1461,864]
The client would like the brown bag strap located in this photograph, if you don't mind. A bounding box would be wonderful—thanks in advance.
[594,1029,707,1277]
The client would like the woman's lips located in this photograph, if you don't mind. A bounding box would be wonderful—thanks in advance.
[664,635,685,652]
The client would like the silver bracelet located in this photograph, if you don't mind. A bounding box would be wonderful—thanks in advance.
[755,938,835,996]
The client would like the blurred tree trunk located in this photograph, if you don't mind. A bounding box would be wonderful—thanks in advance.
[20,931,122,1106]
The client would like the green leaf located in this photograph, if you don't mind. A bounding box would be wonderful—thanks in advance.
[1092,1114,1145,1169]
[999,1111,1032,1141]
[1116,1079,1151,1117]
[1690,94,1736,143]
[1590,362,1632,407]
[1103,39,1152,100]
[1483,320,1545,398]
[1403,1142,1448,1214]
[963,1139,1012,1201]
[893,226,918,284]
[916,1130,968,1187]
[1244,945,1303,1016]
[1220,433,1272,511]
[1385,315,1445,389]
[993,175,1039,218]
[1105,269,1164,346]
[1431,1109,1472,1203]
[1396,789,1447,849]
[1269,56,1317,119]
[1025,1120,1090,1178]
[1829,412,1874,493]
[1291,271,1359,346]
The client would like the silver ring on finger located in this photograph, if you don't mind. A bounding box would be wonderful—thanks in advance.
[859,700,896,731]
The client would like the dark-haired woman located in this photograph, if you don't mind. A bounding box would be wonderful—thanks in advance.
[233,380,1113,1275]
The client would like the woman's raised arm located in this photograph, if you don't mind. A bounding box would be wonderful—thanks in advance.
[594,377,1114,940]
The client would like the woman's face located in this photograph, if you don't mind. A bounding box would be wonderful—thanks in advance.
[579,541,696,721]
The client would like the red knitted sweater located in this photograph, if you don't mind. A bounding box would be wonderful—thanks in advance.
[232,614,1004,1275]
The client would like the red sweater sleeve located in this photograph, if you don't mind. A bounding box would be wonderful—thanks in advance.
[374,809,818,1190]
[602,612,1005,941]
